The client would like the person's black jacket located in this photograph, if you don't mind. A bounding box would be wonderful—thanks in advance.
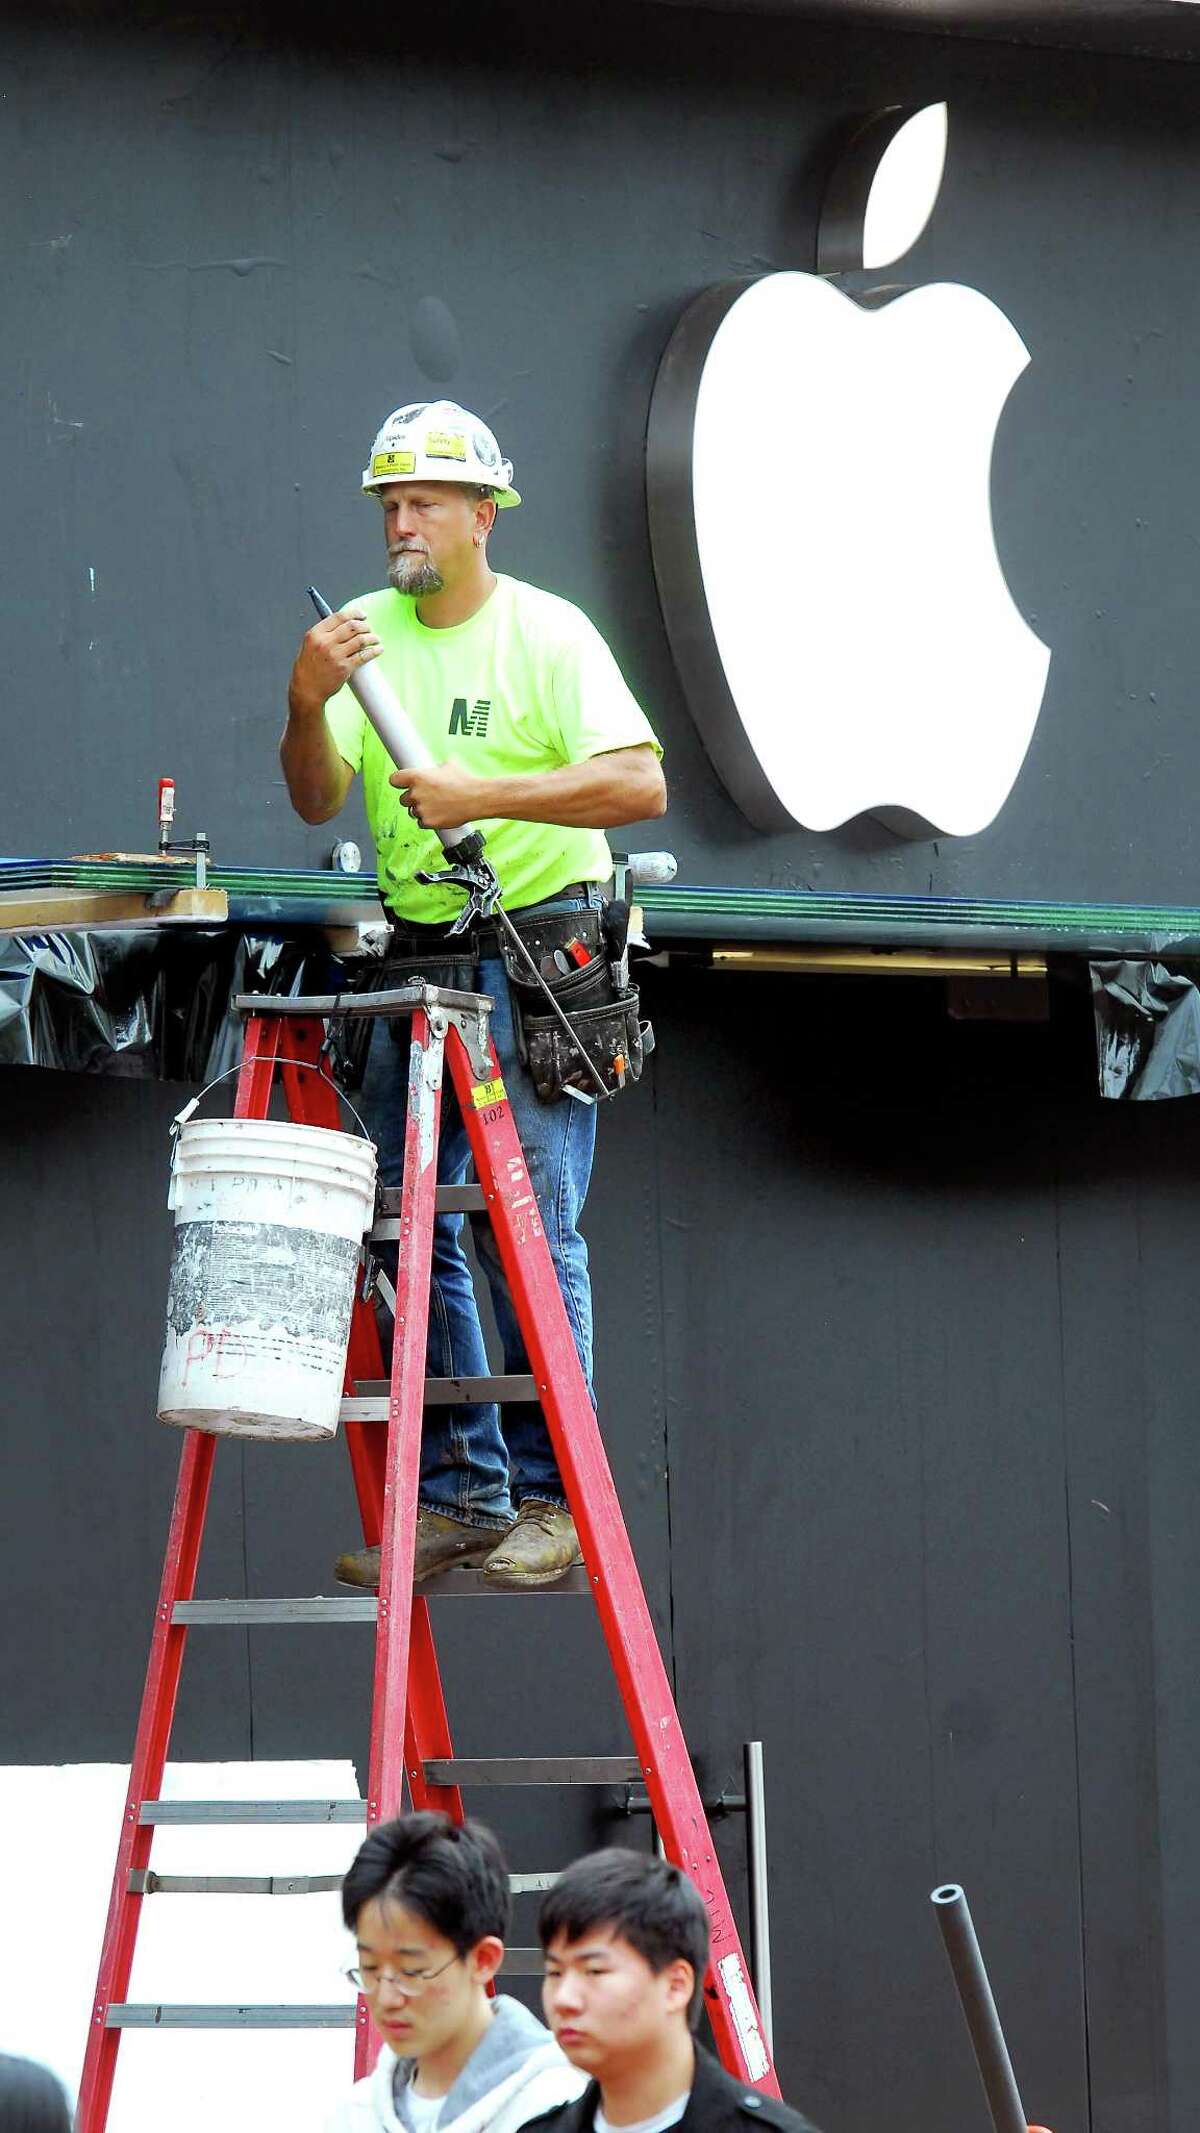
[523,2043,821,2133]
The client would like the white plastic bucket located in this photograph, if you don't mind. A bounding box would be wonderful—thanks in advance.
[157,1115,377,1442]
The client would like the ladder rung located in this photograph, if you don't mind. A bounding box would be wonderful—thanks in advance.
[372,1186,487,1236]
[173,1598,375,1625]
[139,1801,368,1825]
[421,1565,590,1596]
[106,2004,355,2029]
[171,1570,589,1622]
[129,1869,343,1896]
[379,1184,487,1217]
[344,1377,538,1416]
[128,1867,556,1895]
[106,1961,544,2026]
[424,1756,641,1786]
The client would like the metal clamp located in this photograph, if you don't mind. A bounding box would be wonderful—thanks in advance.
[427,1001,493,1084]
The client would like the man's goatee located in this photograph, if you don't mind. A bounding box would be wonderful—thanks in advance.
[388,553,444,597]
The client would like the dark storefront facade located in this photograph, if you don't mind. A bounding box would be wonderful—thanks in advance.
[3,5,1200,2129]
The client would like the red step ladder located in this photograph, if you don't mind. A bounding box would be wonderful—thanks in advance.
[78,982,777,2128]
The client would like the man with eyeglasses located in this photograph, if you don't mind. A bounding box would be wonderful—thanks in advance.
[328,1810,588,2133]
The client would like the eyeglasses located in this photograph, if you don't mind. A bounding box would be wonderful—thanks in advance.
[345,1952,461,1997]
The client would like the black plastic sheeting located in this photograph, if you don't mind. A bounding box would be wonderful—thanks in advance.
[0,931,345,1084]
[1091,959,1200,1099]
[15,934,1200,1103]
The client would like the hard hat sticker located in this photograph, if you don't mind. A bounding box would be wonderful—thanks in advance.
[470,1077,507,1108]
[372,449,416,476]
[426,430,467,461]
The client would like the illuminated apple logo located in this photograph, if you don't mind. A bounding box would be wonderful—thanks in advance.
[647,105,1051,838]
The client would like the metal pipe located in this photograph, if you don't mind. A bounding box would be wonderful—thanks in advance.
[931,1884,1027,2133]
[744,1742,773,2052]
[712,948,1047,979]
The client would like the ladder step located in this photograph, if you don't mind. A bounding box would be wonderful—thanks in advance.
[129,1870,344,1896]
[423,1756,641,1786]
[373,1193,487,1239]
[106,1959,547,2027]
[129,1868,557,1895]
[344,1376,538,1416]
[379,1184,487,1219]
[139,1801,368,1825]
[171,1570,589,1623]
[421,1566,590,1596]
[106,2004,355,2029]
[173,1598,376,1625]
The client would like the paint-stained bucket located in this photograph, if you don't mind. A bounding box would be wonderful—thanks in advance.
[157,1115,377,1442]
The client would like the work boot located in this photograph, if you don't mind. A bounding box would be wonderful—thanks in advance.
[335,1509,512,1592]
[482,1501,583,1590]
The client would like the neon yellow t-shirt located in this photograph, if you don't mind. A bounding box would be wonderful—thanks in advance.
[323,574,662,924]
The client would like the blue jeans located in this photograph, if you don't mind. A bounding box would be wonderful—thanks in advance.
[357,893,602,1524]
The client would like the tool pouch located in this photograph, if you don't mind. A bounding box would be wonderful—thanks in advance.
[500,906,652,1104]
[330,949,476,1087]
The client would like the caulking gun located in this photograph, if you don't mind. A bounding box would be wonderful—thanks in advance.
[307,586,488,880]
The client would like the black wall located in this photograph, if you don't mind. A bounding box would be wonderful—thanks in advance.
[3,7,1199,2132]
[4,974,1198,2133]
[4,3,1200,902]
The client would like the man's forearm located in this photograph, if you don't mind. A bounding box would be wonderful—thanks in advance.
[280,694,352,824]
[428,749,666,830]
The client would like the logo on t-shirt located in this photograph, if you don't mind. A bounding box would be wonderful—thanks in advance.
[449,697,491,738]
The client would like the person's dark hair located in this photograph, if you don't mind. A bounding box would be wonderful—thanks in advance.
[341,1810,511,1953]
[538,1848,710,2025]
[0,2054,73,2132]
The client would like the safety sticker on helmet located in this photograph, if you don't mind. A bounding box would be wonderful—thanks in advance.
[372,449,417,477]
[425,431,467,461]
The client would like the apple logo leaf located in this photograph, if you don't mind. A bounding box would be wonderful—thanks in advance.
[819,103,948,274]
[647,103,1051,842]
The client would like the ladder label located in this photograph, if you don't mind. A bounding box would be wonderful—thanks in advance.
[716,1954,770,2081]
[469,1076,507,1109]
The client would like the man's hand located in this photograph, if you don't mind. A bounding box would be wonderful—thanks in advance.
[390,760,487,828]
[280,607,371,824]
[288,608,382,716]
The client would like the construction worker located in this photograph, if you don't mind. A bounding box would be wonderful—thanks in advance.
[533,1852,821,2133]
[329,1811,587,2133]
[281,400,665,1589]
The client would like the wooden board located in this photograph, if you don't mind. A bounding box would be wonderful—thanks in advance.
[0,886,229,935]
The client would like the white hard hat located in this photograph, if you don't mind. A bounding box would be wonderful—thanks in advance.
[362,400,521,508]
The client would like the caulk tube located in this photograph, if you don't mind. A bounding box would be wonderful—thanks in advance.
[306,586,485,866]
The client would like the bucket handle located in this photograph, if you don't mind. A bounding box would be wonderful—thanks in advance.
[170,1059,373,1144]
